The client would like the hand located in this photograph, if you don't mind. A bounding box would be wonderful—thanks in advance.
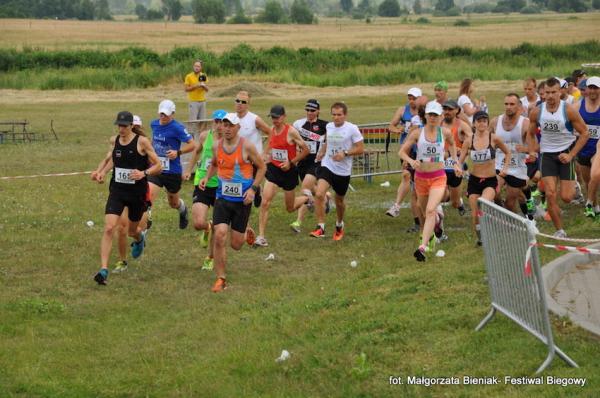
[410,159,420,171]
[182,171,191,181]
[515,144,526,153]
[198,177,207,191]
[280,161,291,171]
[528,151,538,160]
[91,170,105,184]
[91,170,99,181]
[315,153,324,162]
[453,164,463,177]
[166,149,179,160]
[332,152,345,161]
[243,188,255,205]
[499,168,508,178]
[130,169,145,180]
[558,152,572,164]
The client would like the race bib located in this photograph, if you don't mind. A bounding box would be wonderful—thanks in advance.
[471,149,490,163]
[588,124,600,139]
[307,141,318,154]
[541,119,561,134]
[222,181,243,197]
[271,148,289,162]
[204,158,212,170]
[423,144,439,156]
[159,156,170,171]
[444,158,457,169]
[115,167,135,184]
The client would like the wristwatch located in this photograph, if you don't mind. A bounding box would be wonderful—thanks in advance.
[343,150,349,157]
[143,169,148,176]
[251,185,260,192]
[177,149,182,156]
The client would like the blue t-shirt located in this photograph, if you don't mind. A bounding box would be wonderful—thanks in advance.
[578,98,600,158]
[150,119,193,175]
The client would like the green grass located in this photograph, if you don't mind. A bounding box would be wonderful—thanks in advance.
[0,94,599,397]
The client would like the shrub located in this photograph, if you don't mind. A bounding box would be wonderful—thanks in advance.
[454,19,470,26]
[445,6,462,15]
[520,5,541,13]
[416,16,430,23]
[463,3,494,13]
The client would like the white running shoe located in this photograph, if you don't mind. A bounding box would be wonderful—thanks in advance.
[253,236,269,247]
[386,203,401,217]
[553,229,567,239]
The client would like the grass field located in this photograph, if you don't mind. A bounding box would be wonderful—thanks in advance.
[1,91,599,397]
[1,13,599,53]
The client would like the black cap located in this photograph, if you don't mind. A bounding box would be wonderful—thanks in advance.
[572,69,586,78]
[473,110,489,121]
[305,99,320,110]
[269,105,285,118]
[114,111,133,126]
[565,76,574,84]
[442,99,459,109]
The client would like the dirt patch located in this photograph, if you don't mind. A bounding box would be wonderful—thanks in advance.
[213,80,276,98]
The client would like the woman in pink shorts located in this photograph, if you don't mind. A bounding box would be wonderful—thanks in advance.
[400,101,461,261]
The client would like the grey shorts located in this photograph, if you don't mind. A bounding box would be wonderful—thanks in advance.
[189,101,207,122]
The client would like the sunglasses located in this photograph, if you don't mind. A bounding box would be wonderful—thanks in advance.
[235,99,248,104]
[305,108,317,113]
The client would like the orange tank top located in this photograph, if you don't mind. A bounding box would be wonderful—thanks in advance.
[444,119,463,151]
[216,137,254,201]
[269,124,297,168]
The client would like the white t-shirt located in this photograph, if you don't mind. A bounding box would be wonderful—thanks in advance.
[238,111,263,153]
[520,94,540,116]
[458,94,474,123]
[321,121,363,176]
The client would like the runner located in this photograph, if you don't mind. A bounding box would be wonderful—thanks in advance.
[459,111,512,246]
[489,94,533,219]
[521,77,540,116]
[400,101,462,261]
[255,105,311,247]
[574,76,600,218]
[310,102,364,240]
[386,87,423,225]
[235,90,272,208]
[183,109,227,270]
[199,113,266,292]
[457,78,479,124]
[290,99,329,233]
[441,99,471,215]
[143,99,196,231]
[526,77,590,238]
[91,111,162,285]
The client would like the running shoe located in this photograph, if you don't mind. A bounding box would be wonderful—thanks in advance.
[131,231,146,259]
[306,199,314,213]
[246,227,256,246]
[553,229,567,239]
[290,220,302,233]
[406,224,419,233]
[94,268,109,285]
[253,186,262,208]
[526,198,536,217]
[386,203,401,217]
[458,206,466,217]
[413,246,426,262]
[426,234,436,253]
[211,277,227,293]
[574,182,584,203]
[113,260,128,273]
[333,225,344,241]
[201,256,214,270]
[310,226,325,238]
[584,204,595,218]
[179,206,189,229]
[531,189,541,198]
[254,236,269,247]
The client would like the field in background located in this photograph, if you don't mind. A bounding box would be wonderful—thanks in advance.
[1,13,599,53]
[1,91,599,397]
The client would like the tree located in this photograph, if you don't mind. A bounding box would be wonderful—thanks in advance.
[378,0,400,16]
[290,0,314,23]
[413,0,422,14]
[340,0,353,13]
[435,0,455,11]
[78,0,96,20]
[495,0,525,11]
[593,0,600,9]
[357,0,372,12]
[135,4,147,19]
[192,0,225,23]
[548,0,587,11]
[259,0,285,23]
[162,0,182,21]
[95,0,112,20]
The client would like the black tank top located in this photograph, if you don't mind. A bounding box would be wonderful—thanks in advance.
[110,134,149,195]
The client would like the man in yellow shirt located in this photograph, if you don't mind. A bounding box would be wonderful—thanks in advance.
[184,60,209,125]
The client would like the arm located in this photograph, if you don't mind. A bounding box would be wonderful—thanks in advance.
[443,127,462,176]
[130,137,163,180]
[494,134,511,177]
[516,118,531,153]
[316,140,327,162]
[462,101,477,117]
[166,138,196,160]
[526,107,540,158]
[387,107,405,134]
[91,137,116,183]
[561,104,589,163]
[243,141,266,205]
[458,137,471,166]
[399,130,420,170]
[460,120,473,143]
[282,127,309,171]
[199,143,218,190]
[183,131,208,180]
[488,117,497,135]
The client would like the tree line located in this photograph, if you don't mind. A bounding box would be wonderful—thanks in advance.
[0,0,111,20]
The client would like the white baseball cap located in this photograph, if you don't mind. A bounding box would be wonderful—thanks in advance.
[587,76,600,88]
[555,77,567,89]
[133,115,142,126]
[407,87,422,98]
[158,99,176,116]
[425,101,443,115]
[223,113,240,125]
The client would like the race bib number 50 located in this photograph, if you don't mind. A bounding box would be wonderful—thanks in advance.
[222,181,243,197]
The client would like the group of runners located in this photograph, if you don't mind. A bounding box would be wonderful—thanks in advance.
[91,71,600,290]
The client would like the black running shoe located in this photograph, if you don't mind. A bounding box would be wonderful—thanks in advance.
[253,186,262,208]
[413,247,426,262]
[179,206,189,229]
[94,269,108,285]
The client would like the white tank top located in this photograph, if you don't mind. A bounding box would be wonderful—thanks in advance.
[416,127,444,163]
[238,111,263,153]
[494,115,527,180]
[539,100,575,153]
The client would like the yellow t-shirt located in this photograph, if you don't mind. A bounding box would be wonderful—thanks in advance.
[572,88,581,101]
[184,72,207,102]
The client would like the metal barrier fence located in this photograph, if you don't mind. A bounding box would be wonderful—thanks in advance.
[476,198,578,373]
